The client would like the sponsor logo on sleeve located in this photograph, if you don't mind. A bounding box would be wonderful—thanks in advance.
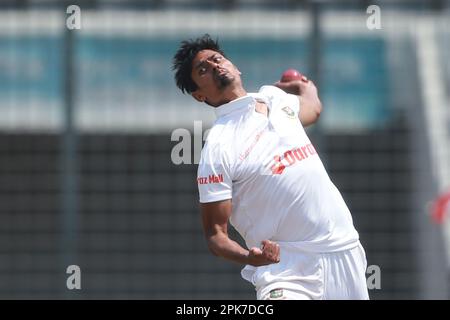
[197,174,224,185]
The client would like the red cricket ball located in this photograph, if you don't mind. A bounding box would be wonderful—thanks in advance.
[280,69,307,82]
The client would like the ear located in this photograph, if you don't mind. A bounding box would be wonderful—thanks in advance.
[192,91,206,103]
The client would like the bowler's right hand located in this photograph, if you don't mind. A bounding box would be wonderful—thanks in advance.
[248,240,280,266]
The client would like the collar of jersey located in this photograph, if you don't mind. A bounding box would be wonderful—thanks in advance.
[214,93,268,118]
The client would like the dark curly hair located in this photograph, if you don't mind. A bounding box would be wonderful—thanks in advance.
[172,34,226,94]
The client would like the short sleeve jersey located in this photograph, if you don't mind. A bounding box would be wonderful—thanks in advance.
[197,85,359,253]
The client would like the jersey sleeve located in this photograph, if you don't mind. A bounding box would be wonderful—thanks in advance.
[258,85,301,115]
[197,141,233,203]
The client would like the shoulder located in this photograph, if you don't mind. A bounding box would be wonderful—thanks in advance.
[204,121,227,147]
[257,85,300,113]
[257,85,288,100]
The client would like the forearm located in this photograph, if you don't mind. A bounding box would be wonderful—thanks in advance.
[201,201,279,267]
[207,232,250,265]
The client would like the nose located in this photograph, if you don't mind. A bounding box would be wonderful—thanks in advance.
[206,59,222,70]
[205,61,217,72]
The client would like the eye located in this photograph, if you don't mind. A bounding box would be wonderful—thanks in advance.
[199,67,207,75]
[214,56,222,63]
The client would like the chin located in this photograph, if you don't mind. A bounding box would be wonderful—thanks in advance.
[217,76,235,90]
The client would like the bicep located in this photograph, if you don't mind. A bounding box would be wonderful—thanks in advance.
[201,199,232,239]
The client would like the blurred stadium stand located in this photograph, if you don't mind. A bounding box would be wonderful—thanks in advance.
[0,0,449,299]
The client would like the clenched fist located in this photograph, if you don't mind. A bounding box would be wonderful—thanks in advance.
[247,240,280,267]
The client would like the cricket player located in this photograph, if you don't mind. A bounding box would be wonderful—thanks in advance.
[172,34,369,300]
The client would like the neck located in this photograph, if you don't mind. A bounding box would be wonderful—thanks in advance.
[215,86,247,107]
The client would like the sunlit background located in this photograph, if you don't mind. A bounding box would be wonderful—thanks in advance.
[0,0,449,299]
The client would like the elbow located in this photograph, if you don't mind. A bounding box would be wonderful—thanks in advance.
[308,100,322,125]
[206,233,227,257]
[301,96,322,126]
[315,99,322,119]
[207,240,220,256]
[308,102,322,126]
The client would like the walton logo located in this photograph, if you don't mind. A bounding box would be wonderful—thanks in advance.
[197,174,224,185]
[270,144,317,175]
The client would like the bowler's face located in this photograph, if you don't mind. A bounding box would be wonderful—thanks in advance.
[190,49,241,105]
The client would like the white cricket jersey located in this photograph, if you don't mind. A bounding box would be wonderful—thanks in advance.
[197,84,359,253]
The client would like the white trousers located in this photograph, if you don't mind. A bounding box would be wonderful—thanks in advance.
[255,243,369,300]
